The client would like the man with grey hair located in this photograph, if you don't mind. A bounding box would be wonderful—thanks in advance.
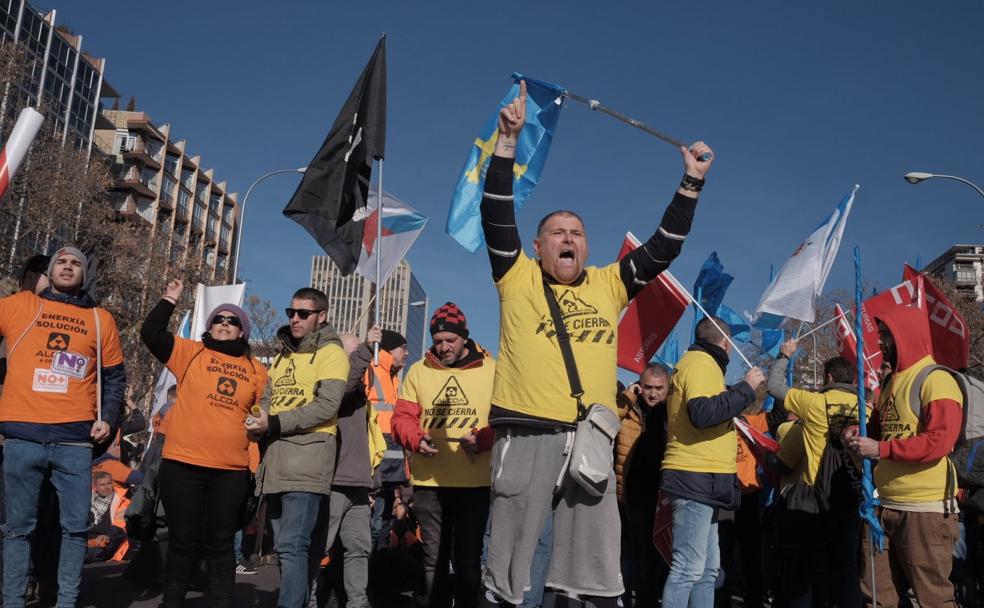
[616,362,671,607]
[659,316,764,607]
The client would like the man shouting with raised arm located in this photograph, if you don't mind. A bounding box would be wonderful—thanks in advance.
[479,80,712,608]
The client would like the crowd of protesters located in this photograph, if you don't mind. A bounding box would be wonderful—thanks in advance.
[0,77,980,608]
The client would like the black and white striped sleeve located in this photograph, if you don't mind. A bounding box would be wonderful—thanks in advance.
[479,155,522,282]
[620,192,698,300]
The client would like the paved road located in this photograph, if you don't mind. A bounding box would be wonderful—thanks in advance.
[48,562,282,608]
[35,560,416,607]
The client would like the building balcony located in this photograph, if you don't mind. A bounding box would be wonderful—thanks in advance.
[115,168,157,200]
[121,141,162,170]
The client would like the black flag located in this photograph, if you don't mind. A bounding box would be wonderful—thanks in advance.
[283,37,386,275]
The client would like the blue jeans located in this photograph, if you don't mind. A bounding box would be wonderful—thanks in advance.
[520,513,553,608]
[271,492,330,608]
[2,439,91,608]
[660,498,720,608]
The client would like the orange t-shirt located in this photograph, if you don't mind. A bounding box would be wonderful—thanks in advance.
[736,412,769,494]
[160,337,268,470]
[93,458,135,488]
[0,291,123,424]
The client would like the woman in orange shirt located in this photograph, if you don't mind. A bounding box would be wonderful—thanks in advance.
[140,279,267,608]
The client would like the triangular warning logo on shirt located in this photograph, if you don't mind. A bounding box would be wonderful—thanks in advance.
[556,289,598,318]
[275,359,297,387]
[432,376,469,406]
[880,398,900,423]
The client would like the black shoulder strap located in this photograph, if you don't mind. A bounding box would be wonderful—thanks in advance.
[542,280,587,420]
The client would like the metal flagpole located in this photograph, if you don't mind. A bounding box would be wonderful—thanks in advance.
[678,285,754,369]
[564,92,712,161]
[797,311,849,340]
[373,159,384,364]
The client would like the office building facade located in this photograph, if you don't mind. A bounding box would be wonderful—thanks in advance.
[923,244,984,302]
[94,110,240,284]
[310,256,428,368]
[0,0,118,151]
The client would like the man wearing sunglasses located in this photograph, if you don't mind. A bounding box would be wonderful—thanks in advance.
[246,287,349,608]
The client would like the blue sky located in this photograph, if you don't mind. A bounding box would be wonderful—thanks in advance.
[51,1,984,377]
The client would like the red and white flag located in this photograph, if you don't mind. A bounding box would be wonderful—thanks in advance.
[616,232,690,374]
[862,267,968,371]
[354,191,428,285]
[0,107,44,201]
[903,264,969,370]
[833,303,881,392]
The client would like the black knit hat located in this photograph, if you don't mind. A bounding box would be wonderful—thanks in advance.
[380,329,407,352]
[430,302,468,339]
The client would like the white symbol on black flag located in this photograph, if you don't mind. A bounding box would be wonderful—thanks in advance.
[283,37,387,276]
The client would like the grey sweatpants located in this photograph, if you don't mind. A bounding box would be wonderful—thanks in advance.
[483,426,623,605]
[308,485,372,608]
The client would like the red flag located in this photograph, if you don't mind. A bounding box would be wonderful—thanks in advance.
[616,232,690,373]
[903,265,969,370]
[833,304,881,392]
[652,491,674,566]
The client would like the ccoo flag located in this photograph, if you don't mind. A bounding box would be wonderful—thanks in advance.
[284,38,386,275]
[616,232,690,374]
[447,73,565,253]
[754,186,857,324]
[355,191,428,285]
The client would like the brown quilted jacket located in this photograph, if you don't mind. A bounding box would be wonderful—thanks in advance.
[614,387,645,503]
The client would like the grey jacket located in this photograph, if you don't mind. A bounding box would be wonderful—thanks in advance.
[256,324,349,495]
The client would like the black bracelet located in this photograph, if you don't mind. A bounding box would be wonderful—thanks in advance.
[680,174,705,192]
[777,352,789,361]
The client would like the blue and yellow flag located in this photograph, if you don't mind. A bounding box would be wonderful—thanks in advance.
[446,73,565,253]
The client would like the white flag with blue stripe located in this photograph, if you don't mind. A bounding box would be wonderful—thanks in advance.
[754,186,858,324]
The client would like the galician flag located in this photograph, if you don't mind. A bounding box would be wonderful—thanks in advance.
[754,186,857,324]
[355,190,428,284]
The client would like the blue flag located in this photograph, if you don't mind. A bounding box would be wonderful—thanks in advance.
[654,332,680,370]
[446,74,566,253]
[761,328,784,358]
[718,305,751,342]
[694,252,734,315]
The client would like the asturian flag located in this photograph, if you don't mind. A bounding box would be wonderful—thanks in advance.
[355,191,428,284]
[754,186,857,324]
[447,74,565,253]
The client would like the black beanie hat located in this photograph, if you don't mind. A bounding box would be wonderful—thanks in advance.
[380,329,407,352]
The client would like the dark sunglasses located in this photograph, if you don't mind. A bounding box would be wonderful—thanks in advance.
[211,315,242,327]
[285,308,322,320]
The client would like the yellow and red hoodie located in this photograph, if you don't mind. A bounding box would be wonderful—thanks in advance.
[869,304,963,504]
[391,340,495,488]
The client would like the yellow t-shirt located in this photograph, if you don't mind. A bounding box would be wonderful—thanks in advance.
[400,355,495,488]
[874,356,962,503]
[776,420,807,488]
[783,387,863,486]
[492,251,627,423]
[662,350,737,474]
[267,343,349,435]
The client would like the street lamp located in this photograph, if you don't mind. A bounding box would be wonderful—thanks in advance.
[904,172,984,199]
[231,167,307,283]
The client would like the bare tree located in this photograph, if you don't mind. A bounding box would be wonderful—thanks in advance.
[244,294,280,359]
